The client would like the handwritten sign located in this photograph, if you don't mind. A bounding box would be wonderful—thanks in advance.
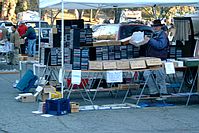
[164,62,175,74]
[72,70,81,85]
[106,70,123,83]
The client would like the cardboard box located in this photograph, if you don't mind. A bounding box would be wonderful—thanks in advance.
[116,60,130,69]
[70,102,80,108]
[145,57,162,66]
[19,55,28,61]
[43,86,56,93]
[130,59,146,69]
[103,61,117,70]
[118,84,140,90]
[16,93,35,102]
[71,108,79,113]
[41,93,50,102]
[89,61,103,70]
[15,86,43,103]
[70,102,79,113]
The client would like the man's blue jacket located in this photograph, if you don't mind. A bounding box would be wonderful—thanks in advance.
[147,30,169,60]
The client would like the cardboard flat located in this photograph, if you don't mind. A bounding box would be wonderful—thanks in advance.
[103,61,117,70]
[89,61,103,70]
[17,93,35,102]
[116,60,130,69]
[130,59,146,69]
[145,57,162,66]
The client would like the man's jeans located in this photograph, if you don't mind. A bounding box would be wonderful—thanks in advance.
[28,39,36,57]
[143,67,168,94]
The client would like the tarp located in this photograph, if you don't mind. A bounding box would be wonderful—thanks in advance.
[39,0,199,9]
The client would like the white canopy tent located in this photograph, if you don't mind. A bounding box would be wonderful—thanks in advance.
[39,0,199,9]
[39,0,199,98]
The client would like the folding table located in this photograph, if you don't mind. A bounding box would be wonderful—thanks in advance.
[178,57,199,106]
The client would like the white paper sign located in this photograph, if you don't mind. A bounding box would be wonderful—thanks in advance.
[19,61,22,70]
[58,68,63,83]
[164,62,175,74]
[106,70,123,83]
[72,70,81,85]
[35,86,43,92]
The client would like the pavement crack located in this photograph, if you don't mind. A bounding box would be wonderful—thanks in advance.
[56,117,71,129]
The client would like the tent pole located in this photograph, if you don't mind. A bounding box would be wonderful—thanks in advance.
[39,8,41,62]
[61,0,64,98]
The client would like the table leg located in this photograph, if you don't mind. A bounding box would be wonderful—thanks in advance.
[197,66,199,92]
[136,73,150,106]
[186,71,198,106]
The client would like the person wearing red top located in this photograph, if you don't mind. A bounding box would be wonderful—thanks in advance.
[17,21,28,54]
[17,21,28,37]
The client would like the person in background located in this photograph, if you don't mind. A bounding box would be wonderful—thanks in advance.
[21,23,36,57]
[8,25,21,65]
[144,19,169,97]
[17,21,28,37]
[17,21,28,54]
[0,23,9,40]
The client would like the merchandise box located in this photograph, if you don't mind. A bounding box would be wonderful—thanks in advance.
[70,102,79,113]
[70,102,79,108]
[16,93,36,102]
[118,84,140,90]
[15,86,43,103]
[43,86,56,93]
[71,108,79,113]
[41,93,50,102]
[130,59,146,69]
[145,57,162,66]
[103,61,117,70]
[116,60,130,70]
[19,55,28,61]
[89,61,103,70]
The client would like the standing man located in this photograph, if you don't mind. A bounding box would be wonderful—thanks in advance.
[9,25,20,65]
[22,24,36,57]
[144,19,169,97]
[17,21,28,54]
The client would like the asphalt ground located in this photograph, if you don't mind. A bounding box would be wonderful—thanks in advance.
[0,72,199,133]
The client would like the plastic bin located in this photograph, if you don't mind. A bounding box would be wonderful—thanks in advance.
[45,98,70,115]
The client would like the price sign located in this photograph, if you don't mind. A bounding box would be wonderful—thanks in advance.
[106,70,123,83]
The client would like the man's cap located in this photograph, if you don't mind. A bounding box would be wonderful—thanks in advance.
[152,19,164,27]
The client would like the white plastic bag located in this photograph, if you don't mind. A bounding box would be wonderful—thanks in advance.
[129,31,150,47]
